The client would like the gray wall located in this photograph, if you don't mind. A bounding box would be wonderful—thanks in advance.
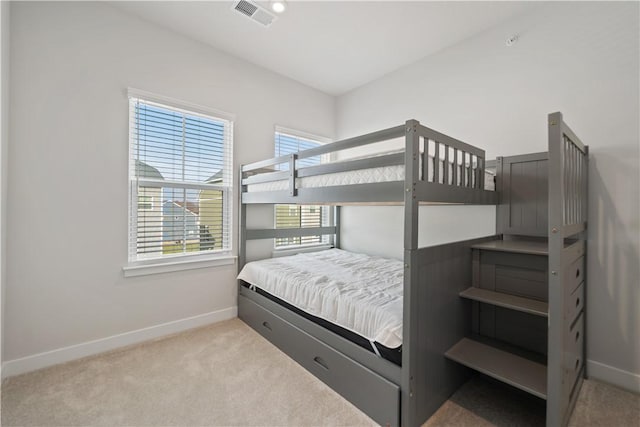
[336,2,639,391]
[0,0,10,369]
[5,1,333,364]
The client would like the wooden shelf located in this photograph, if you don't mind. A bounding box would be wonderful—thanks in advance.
[445,338,547,399]
[460,287,548,317]
[471,239,548,256]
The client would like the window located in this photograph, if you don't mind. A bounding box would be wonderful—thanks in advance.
[128,91,233,262]
[274,129,330,248]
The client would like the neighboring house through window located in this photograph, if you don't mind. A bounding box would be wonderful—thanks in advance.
[274,128,330,248]
[137,195,153,210]
[128,90,233,262]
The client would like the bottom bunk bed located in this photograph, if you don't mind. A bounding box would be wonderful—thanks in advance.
[238,249,404,364]
[238,239,497,426]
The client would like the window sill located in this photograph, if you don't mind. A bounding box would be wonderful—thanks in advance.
[123,255,237,278]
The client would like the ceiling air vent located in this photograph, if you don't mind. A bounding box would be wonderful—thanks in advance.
[232,0,277,27]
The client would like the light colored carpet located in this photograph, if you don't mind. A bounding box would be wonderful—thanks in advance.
[1,319,376,426]
[424,374,639,427]
[2,318,639,426]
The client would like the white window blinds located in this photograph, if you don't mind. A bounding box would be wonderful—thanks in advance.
[274,131,328,248]
[128,93,233,261]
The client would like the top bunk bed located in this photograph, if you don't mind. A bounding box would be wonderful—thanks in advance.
[240,119,498,206]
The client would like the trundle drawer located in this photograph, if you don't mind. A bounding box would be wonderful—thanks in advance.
[563,313,584,397]
[239,294,400,426]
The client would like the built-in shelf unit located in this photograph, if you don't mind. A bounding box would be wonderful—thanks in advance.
[445,113,588,426]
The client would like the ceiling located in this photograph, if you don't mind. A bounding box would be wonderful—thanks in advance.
[112,1,539,96]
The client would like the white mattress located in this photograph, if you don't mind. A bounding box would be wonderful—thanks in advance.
[247,155,495,192]
[238,249,404,349]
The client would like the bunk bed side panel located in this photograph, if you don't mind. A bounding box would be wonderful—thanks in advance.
[411,235,499,426]
[497,152,549,237]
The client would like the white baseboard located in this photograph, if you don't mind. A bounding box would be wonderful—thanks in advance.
[1,306,237,379]
[587,359,640,393]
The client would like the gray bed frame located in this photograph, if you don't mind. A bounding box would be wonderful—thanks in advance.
[237,113,588,427]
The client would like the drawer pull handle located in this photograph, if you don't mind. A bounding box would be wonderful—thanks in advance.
[576,297,580,307]
[576,268,580,278]
[313,356,329,371]
[575,330,580,341]
[262,321,272,331]
[575,358,580,370]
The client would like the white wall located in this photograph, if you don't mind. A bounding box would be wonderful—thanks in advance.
[4,1,333,367]
[337,2,639,391]
[341,205,495,260]
[0,0,10,370]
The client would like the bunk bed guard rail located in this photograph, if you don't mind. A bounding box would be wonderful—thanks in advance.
[549,112,589,238]
[240,120,496,206]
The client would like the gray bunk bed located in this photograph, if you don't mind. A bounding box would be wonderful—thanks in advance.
[237,113,588,427]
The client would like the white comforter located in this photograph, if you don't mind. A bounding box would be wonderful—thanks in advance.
[237,249,404,348]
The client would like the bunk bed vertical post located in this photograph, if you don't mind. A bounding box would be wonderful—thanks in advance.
[466,153,472,187]
[581,145,589,378]
[453,149,459,186]
[548,111,589,426]
[547,111,564,426]
[444,145,450,185]
[402,119,420,427]
[239,167,247,272]
[433,142,440,184]
[289,153,298,196]
[334,206,341,249]
[403,120,420,250]
[495,156,504,234]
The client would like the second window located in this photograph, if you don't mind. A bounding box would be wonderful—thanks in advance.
[274,129,330,248]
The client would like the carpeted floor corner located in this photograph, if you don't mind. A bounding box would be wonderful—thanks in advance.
[424,373,639,427]
[1,319,376,426]
[2,318,639,426]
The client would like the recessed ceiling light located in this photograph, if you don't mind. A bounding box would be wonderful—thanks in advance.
[270,0,287,14]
